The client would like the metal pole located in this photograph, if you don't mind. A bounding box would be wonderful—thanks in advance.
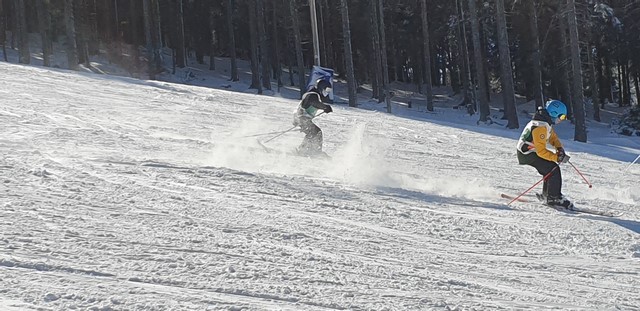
[309,0,321,66]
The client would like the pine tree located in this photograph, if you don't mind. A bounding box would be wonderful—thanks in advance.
[64,0,79,70]
[0,0,6,62]
[36,0,52,67]
[16,0,29,64]
[495,0,518,128]
[227,0,239,81]
[420,0,434,112]
[288,0,305,98]
[340,0,357,107]
[567,0,587,141]
[467,0,489,120]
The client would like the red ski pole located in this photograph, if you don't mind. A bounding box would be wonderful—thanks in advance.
[568,161,593,188]
[508,166,558,205]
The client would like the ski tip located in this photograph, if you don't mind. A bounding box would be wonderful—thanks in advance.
[500,193,529,203]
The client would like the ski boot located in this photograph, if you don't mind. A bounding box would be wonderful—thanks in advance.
[546,195,574,209]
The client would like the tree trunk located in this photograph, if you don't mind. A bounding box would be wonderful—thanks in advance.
[75,0,90,67]
[369,1,382,101]
[143,0,156,79]
[456,0,472,113]
[227,0,239,81]
[634,73,639,106]
[36,0,52,67]
[420,0,433,111]
[175,0,186,68]
[588,42,600,122]
[622,63,631,106]
[448,34,461,93]
[87,0,99,55]
[340,0,357,107]
[153,0,162,48]
[377,0,391,112]
[288,0,305,98]
[209,6,216,71]
[318,0,327,68]
[392,35,400,82]
[16,0,29,64]
[64,0,79,70]
[558,17,572,110]
[286,36,294,86]
[248,0,262,93]
[420,0,434,112]
[495,0,518,128]
[321,0,334,69]
[526,0,544,110]
[468,0,489,120]
[567,0,587,142]
[271,0,282,89]
[257,0,271,90]
[0,0,6,62]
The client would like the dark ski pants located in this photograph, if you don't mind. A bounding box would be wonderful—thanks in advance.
[298,118,323,154]
[528,157,562,199]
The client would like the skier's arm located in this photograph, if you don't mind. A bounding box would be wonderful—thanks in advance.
[548,129,563,149]
[531,127,560,162]
[309,94,330,110]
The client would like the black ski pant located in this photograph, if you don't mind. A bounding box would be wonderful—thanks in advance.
[298,118,323,154]
[528,157,562,199]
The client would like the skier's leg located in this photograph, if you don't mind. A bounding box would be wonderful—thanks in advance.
[298,119,322,154]
[307,121,323,153]
[530,158,562,199]
[298,119,313,152]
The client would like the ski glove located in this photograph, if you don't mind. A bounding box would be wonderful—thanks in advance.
[324,105,333,113]
[558,152,570,164]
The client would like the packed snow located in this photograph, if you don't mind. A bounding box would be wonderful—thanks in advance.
[1,60,639,310]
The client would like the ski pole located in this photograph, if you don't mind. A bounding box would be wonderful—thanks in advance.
[623,154,640,174]
[508,166,558,205]
[239,129,295,138]
[262,112,325,143]
[568,161,593,188]
[262,125,298,143]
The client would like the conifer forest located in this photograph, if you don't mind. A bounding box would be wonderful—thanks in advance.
[1,0,639,140]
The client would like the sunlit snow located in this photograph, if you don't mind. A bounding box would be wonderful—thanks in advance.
[1,59,639,310]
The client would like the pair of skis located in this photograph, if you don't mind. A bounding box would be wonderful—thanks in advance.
[257,140,331,160]
[500,193,623,217]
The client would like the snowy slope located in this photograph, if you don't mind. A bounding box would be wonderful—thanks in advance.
[1,62,639,310]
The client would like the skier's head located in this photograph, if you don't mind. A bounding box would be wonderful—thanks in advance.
[545,100,568,124]
[315,78,332,97]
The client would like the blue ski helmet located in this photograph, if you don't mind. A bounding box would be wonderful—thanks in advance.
[545,100,568,123]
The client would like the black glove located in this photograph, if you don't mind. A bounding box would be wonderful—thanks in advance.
[324,105,333,113]
[557,150,570,164]
[557,147,565,158]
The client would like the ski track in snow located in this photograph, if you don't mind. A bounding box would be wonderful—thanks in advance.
[1,63,639,310]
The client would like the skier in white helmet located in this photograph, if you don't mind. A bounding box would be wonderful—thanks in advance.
[292,78,333,157]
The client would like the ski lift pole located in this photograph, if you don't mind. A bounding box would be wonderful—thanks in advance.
[309,0,321,66]
[508,166,559,205]
[568,161,593,188]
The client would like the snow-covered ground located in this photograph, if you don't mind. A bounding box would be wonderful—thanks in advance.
[1,52,640,310]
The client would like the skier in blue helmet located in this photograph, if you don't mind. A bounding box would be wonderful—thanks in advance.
[516,100,573,208]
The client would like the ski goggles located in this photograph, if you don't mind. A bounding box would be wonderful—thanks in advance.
[558,114,567,121]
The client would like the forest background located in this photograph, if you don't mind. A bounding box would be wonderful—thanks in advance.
[1,0,639,141]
